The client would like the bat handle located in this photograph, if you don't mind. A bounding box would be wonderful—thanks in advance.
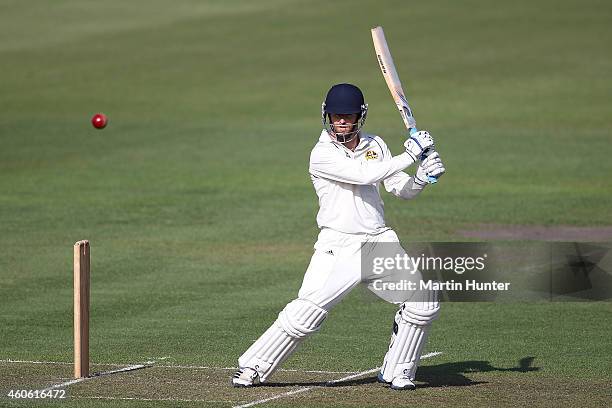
[409,127,438,184]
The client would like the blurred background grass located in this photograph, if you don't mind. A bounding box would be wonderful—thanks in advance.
[0,0,611,400]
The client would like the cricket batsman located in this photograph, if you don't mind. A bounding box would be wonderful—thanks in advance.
[232,83,446,390]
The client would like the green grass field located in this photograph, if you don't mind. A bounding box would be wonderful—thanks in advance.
[1,0,611,406]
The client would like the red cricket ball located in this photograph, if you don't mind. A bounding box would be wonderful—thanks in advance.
[91,113,108,129]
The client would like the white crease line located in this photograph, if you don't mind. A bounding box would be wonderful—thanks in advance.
[0,359,355,375]
[154,364,355,374]
[5,352,443,406]
[233,387,313,408]
[40,362,154,392]
[325,367,381,385]
[41,377,88,391]
[232,351,442,408]
[281,368,356,375]
[79,396,230,403]
[233,368,380,408]
[418,351,443,360]
[0,359,74,366]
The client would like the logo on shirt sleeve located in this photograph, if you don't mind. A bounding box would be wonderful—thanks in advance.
[365,150,379,160]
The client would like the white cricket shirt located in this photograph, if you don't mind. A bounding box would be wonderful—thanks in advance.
[309,130,424,234]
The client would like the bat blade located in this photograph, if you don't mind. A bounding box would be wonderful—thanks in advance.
[371,26,417,133]
[371,25,438,184]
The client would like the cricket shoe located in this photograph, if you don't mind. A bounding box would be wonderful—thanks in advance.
[232,367,260,387]
[377,371,416,390]
[390,375,416,391]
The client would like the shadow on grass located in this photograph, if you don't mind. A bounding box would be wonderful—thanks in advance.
[415,356,539,388]
[265,357,539,388]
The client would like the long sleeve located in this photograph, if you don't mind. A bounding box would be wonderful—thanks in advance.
[309,144,416,185]
[381,143,425,200]
[383,171,425,200]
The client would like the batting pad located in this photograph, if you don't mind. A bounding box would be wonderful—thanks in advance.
[380,291,440,382]
[238,299,327,382]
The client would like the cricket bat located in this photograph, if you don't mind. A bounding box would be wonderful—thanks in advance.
[371,26,437,184]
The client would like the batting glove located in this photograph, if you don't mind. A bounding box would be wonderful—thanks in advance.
[415,151,445,185]
[404,130,434,161]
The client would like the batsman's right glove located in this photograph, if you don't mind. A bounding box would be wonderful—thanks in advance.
[415,151,446,186]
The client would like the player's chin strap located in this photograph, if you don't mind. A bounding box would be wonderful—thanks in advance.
[331,126,359,144]
[321,103,368,144]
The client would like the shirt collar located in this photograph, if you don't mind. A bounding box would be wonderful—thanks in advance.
[354,134,373,151]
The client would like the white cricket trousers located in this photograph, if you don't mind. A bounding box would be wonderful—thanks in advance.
[298,227,402,308]
[238,227,439,382]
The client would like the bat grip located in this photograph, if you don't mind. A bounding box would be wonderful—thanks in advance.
[409,127,438,184]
